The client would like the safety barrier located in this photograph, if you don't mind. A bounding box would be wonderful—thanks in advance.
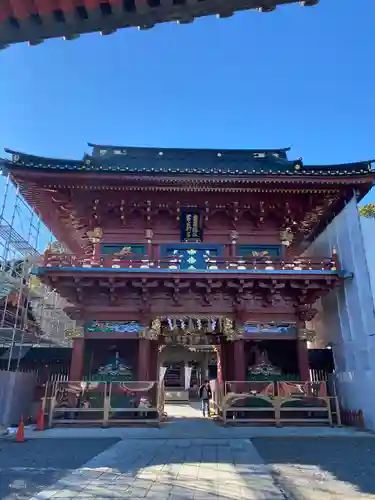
[221,381,341,426]
[340,408,365,429]
[210,379,224,415]
[46,380,162,427]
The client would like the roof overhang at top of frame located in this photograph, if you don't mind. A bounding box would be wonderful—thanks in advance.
[0,0,319,49]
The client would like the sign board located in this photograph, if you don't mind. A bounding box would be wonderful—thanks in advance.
[180,210,203,242]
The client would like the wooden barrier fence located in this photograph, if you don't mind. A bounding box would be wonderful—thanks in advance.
[219,381,342,427]
[40,378,351,428]
[45,380,162,427]
[340,409,365,429]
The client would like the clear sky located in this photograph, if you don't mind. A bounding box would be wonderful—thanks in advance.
[0,0,374,205]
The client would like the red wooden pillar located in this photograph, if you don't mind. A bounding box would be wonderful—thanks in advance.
[216,345,223,384]
[93,242,101,262]
[69,338,85,381]
[229,230,238,257]
[145,229,153,260]
[234,339,246,381]
[297,340,310,381]
[138,339,151,381]
[148,340,158,381]
[223,342,233,381]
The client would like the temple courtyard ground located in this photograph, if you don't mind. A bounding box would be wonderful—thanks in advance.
[1,404,375,500]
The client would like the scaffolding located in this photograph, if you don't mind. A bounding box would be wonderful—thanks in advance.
[0,171,75,370]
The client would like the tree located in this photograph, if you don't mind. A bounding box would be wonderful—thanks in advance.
[358,203,375,218]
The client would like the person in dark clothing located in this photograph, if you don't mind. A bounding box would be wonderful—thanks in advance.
[199,380,212,417]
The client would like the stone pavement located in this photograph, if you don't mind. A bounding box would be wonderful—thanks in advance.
[22,405,288,500]
[2,404,374,500]
[28,438,287,500]
[253,437,375,500]
[0,438,120,500]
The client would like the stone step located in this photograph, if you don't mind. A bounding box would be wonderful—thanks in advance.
[165,389,189,403]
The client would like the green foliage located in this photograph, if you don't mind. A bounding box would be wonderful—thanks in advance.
[358,203,375,218]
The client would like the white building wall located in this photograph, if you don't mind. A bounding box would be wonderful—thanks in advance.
[360,217,375,309]
[304,197,375,430]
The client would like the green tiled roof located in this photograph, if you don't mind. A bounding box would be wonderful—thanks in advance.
[2,145,374,177]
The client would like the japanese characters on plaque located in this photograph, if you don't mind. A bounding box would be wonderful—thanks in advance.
[163,334,221,346]
[180,210,202,242]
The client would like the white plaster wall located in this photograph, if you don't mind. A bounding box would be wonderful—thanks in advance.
[360,217,375,309]
[304,197,375,430]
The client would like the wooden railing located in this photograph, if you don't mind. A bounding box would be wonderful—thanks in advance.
[43,252,338,272]
[220,381,342,426]
[46,380,162,427]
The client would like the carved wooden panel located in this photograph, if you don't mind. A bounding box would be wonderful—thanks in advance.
[237,245,281,258]
[100,244,146,257]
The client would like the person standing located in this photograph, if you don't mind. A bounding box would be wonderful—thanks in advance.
[199,379,212,417]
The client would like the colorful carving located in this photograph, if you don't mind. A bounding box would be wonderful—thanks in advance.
[87,227,103,244]
[165,246,219,270]
[237,245,281,258]
[46,241,65,253]
[251,251,269,258]
[244,323,296,335]
[280,228,294,247]
[150,317,161,335]
[86,321,143,334]
[96,352,133,381]
[64,326,84,339]
[114,246,132,256]
[248,346,281,378]
[100,244,146,256]
[298,328,316,342]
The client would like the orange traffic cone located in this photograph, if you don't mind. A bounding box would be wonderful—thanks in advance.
[36,407,44,431]
[15,416,25,443]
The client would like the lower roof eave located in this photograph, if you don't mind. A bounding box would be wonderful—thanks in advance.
[5,167,375,187]
[35,267,343,281]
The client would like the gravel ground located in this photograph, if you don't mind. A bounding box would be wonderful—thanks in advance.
[0,438,119,500]
[253,437,375,500]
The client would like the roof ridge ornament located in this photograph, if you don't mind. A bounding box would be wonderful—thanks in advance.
[300,0,320,6]
[293,158,303,171]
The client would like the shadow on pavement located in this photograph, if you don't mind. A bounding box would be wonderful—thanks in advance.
[253,436,375,499]
[48,437,287,500]
[0,438,119,500]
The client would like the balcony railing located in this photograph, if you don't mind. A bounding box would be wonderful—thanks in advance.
[42,252,338,273]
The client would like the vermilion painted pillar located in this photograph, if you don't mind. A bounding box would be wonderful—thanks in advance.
[145,229,153,260]
[234,340,246,382]
[216,346,223,384]
[69,338,85,381]
[297,340,310,381]
[93,242,100,262]
[138,339,151,381]
[148,340,158,381]
[223,342,233,381]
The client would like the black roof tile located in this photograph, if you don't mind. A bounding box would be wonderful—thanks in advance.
[3,145,373,178]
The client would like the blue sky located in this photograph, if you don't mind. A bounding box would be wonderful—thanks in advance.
[0,0,374,207]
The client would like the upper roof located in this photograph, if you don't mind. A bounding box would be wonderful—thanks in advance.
[0,0,317,49]
[3,144,374,179]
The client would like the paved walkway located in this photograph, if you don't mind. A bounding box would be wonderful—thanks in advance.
[29,437,286,499]
[27,404,286,499]
[8,404,373,500]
